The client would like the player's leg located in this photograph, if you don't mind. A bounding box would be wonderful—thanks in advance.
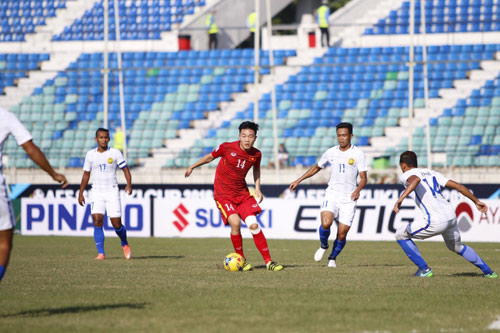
[227,213,246,259]
[327,222,351,267]
[442,220,497,278]
[107,193,130,259]
[395,225,432,277]
[326,197,355,267]
[0,192,16,281]
[314,211,334,261]
[0,228,14,282]
[245,215,283,271]
[92,214,106,259]
[216,198,246,259]
[238,196,283,271]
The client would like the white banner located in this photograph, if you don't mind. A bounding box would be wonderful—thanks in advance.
[21,197,151,237]
[154,198,500,242]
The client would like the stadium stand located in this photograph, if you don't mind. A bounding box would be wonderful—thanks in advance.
[0,0,68,41]
[53,0,206,41]
[5,49,294,169]
[1,0,500,179]
[365,0,500,35]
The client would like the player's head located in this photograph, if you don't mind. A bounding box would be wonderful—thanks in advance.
[336,122,353,149]
[238,121,259,150]
[399,151,418,171]
[95,128,110,149]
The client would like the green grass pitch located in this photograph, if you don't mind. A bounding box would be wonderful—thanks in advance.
[1,236,499,332]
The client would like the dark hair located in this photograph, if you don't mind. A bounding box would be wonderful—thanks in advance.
[400,151,418,167]
[336,122,353,134]
[95,128,109,137]
[239,121,259,134]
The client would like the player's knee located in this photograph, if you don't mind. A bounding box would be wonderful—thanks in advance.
[395,226,410,241]
[245,216,261,235]
[446,241,463,254]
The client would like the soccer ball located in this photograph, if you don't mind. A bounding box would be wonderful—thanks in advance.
[224,253,245,272]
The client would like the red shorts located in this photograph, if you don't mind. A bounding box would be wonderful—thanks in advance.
[214,194,262,225]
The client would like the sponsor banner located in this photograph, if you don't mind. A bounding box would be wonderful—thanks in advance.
[11,183,500,200]
[154,198,500,242]
[21,197,150,237]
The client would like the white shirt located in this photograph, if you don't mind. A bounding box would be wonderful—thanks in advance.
[399,168,456,222]
[318,145,367,193]
[83,147,127,191]
[0,107,32,172]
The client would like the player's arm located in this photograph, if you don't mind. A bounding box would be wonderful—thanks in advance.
[252,162,263,203]
[185,153,215,177]
[122,166,132,195]
[78,171,90,206]
[445,180,487,214]
[351,171,367,201]
[393,175,420,213]
[21,140,68,188]
[289,164,322,191]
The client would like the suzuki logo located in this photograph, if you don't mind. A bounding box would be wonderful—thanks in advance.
[173,203,189,232]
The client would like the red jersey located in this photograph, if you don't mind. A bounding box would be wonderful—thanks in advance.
[211,141,261,197]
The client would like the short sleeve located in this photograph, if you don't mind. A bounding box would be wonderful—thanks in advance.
[83,151,92,172]
[433,170,449,187]
[211,142,225,159]
[400,169,420,187]
[115,149,127,169]
[317,149,330,168]
[7,112,32,145]
[357,150,368,172]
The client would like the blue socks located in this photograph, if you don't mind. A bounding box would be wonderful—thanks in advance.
[0,265,5,282]
[115,225,128,247]
[94,226,105,255]
[397,239,429,270]
[319,226,331,249]
[329,239,347,260]
[459,245,493,275]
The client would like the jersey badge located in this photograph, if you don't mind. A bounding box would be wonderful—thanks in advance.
[250,157,256,162]
[231,152,237,157]
[348,158,355,165]
[108,157,113,164]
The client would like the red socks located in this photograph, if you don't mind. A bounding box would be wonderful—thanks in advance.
[252,230,271,264]
[230,233,244,258]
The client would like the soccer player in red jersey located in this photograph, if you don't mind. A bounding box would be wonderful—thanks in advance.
[185,121,283,271]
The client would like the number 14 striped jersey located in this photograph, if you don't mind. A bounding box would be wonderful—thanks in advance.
[211,141,261,197]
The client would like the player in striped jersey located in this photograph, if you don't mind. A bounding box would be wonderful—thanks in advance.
[78,128,132,260]
[393,151,497,278]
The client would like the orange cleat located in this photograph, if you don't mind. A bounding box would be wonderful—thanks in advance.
[94,253,105,260]
[122,244,131,259]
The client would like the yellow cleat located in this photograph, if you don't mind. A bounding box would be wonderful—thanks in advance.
[266,261,283,271]
[94,254,105,260]
[242,261,252,271]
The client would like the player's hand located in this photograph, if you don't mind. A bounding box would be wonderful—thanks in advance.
[125,184,132,195]
[351,190,360,201]
[254,190,263,203]
[289,180,300,191]
[393,200,402,213]
[53,173,68,189]
[185,167,193,178]
[78,192,85,206]
[475,200,488,214]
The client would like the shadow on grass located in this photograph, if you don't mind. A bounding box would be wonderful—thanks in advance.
[356,264,405,267]
[105,255,184,260]
[450,272,483,277]
[0,302,148,318]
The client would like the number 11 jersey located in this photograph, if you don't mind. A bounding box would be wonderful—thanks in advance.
[211,141,261,198]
